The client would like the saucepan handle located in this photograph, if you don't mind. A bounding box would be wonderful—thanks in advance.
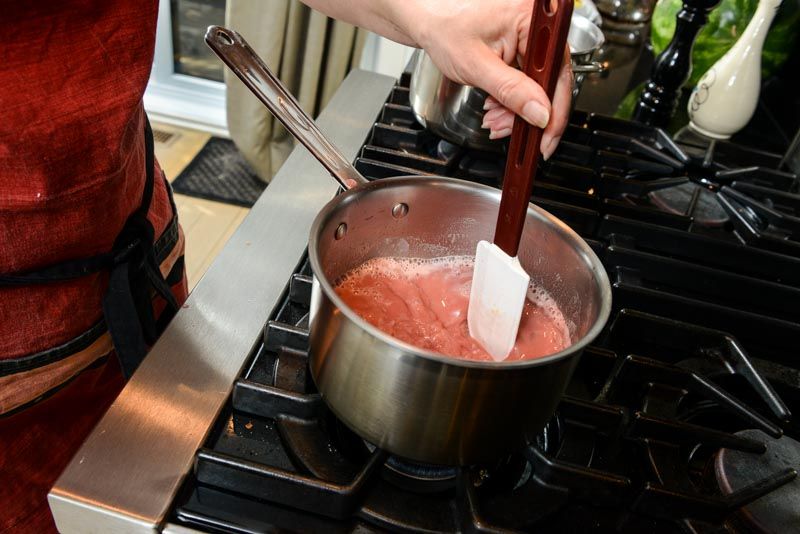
[205,26,367,190]
[572,61,604,73]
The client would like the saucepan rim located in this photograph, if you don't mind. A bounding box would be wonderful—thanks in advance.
[308,175,612,370]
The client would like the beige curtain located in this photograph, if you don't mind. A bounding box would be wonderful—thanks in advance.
[224,0,367,183]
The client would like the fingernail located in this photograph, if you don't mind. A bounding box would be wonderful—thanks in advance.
[522,101,549,129]
[542,135,561,161]
[483,99,499,111]
[481,118,491,129]
[489,128,512,140]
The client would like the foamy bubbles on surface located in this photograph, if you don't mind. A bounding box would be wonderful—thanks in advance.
[526,281,571,344]
[335,256,571,348]
[335,256,472,285]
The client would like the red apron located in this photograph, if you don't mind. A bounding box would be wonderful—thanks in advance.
[0,1,187,531]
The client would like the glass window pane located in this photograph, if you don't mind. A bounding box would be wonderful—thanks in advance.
[171,0,227,82]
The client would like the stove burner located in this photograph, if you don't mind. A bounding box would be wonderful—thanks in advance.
[649,183,729,227]
[436,139,460,161]
[560,120,800,242]
[359,437,458,493]
[434,138,505,183]
[619,140,741,229]
[715,429,800,533]
[458,154,504,183]
[382,455,459,493]
[361,413,564,494]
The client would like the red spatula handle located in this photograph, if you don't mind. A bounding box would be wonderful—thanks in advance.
[493,0,573,256]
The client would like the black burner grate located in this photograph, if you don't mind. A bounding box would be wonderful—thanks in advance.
[173,259,797,533]
[172,74,800,533]
[361,74,800,247]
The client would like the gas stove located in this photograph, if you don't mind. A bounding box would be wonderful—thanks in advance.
[172,270,800,533]
[170,74,799,533]
[50,70,800,533]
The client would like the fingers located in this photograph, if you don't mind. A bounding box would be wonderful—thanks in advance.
[483,96,500,111]
[481,106,506,125]
[474,47,551,130]
[478,44,572,147]
[541,51,573,161]
[482,107,514,139]
[489,127,513,140]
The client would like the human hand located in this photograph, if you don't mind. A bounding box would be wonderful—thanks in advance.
[402,0,573,159]
[300,0,573,159]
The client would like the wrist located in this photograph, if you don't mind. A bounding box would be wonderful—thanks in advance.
[376,0,437,49]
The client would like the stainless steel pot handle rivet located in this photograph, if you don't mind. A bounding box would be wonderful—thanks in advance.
[334,223,348,240]
[392,203,409,219]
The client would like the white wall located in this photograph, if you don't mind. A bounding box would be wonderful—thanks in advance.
[359,33,416,77]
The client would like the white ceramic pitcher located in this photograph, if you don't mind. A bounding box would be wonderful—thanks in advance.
[687,0,783,139]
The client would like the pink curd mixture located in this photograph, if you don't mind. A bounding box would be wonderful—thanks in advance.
[333,256,572,361]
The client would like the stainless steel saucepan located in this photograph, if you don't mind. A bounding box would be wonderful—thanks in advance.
[206,25,611,465]
[410,14,606,152]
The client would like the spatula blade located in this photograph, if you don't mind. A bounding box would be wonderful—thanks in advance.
[468,240,531,361]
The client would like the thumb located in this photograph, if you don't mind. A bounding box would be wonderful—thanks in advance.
[473,47,551,129]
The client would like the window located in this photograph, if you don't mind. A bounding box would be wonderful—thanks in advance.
[145,0,229,136]
[145,0,414,137]
[171,0,227,82]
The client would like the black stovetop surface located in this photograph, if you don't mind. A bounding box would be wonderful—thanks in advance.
[171,74,800,533]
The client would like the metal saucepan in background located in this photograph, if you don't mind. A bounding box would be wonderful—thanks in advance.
[410,14,606,152]
[206,23,612,466]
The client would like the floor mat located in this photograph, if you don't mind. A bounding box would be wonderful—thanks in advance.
[171,137,266,207]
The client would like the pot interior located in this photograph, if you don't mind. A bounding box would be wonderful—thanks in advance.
[311,177,610,358]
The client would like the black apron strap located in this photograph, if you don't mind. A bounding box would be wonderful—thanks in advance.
[0,113,181,379]
[0,254,113,285]
[102,115,179,377]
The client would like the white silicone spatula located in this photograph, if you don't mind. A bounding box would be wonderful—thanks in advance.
[468,0,574,361]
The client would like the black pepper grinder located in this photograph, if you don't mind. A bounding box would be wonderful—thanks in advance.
[632,0,722,127]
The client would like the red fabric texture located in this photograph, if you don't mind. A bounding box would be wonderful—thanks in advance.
[0,0,169,360]
[0,356,126,534]
[0,276,188,534]
[0,2,192,531]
